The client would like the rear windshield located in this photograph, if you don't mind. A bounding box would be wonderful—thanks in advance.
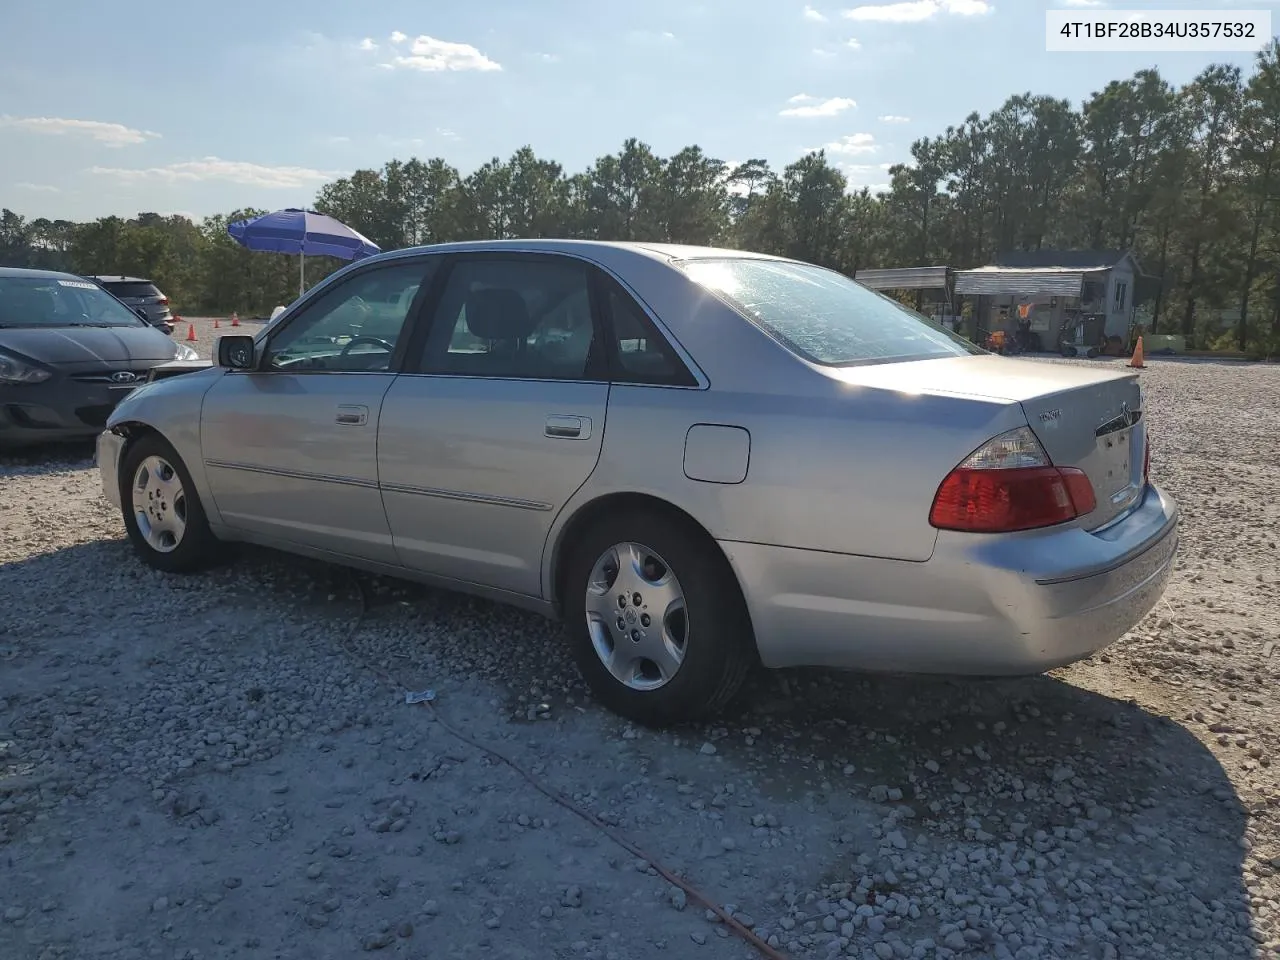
[680,258,982,366]
[101,281,161,299]
[0,277,146,328]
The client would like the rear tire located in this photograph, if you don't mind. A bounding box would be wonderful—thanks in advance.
[119,433,223,574]
[562,509,754,728]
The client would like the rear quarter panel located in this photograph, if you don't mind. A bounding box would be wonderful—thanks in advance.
[104,367,226,525]
[542,372,1031,604]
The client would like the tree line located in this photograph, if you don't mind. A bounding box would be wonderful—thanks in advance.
[5,42,1280,351]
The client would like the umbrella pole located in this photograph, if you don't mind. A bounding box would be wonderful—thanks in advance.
[299,252,305,299]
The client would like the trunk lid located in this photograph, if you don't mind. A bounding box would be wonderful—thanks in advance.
[826,355,1146,530]
[1015,371,1143,530]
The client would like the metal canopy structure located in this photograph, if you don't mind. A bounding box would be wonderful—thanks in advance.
[854,266,951,291]
[953,267,1109,298]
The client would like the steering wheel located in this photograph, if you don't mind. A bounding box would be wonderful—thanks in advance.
[338,335,395,357]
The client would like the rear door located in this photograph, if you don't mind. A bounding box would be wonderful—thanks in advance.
[377,253,609,597]
[200,257,437,563]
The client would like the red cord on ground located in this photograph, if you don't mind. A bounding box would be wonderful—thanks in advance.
[422,701,790,960]
[335,600,789,960]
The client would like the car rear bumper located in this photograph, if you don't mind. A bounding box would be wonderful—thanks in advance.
[0,381,141,449]
[96,429,125,509]
[722,482,1179,675]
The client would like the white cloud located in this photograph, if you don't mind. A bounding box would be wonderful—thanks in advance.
[90,157,342,189]
[628,29,677,44]
[359,37,377,51]
[15,182,60,193]
[537,52,560,62]
[437,127,461,141]
[847,37,863,48]
[804,4,828,20]
[390,31,407,44]
[813,47,837,57]
[788,93,816,103]
[780,96,857,118]
[1061,0,1105,6]
[381,34,501,72]
[0,115,160,147]
[842,0,991,23]
[820,132,879,155]
[879,114,911,123]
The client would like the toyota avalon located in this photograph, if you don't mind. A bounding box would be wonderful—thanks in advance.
[94,240,1178,726]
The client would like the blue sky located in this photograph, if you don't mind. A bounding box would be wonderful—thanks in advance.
[1,0,1276,222]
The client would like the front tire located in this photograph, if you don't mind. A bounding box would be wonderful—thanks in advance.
[119,433,222,573]
[562,509,754,727]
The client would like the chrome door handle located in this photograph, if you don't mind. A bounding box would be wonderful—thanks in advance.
[545,415,590,440]
[335,404,369,426]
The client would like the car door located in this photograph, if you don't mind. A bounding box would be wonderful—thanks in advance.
[378,252,609,598]
[200,257,436,564]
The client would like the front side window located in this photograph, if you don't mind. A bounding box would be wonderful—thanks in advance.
[680,258,983,366]
[264,260,433,372]
[0,276,146,329]
[418,257,598,380]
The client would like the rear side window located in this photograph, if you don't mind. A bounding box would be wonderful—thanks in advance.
[601,282,697,386]
[103,282,161,299]
[680,258,982,366]
[418,257,601,381]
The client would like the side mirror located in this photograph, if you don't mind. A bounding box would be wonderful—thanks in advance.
[217,334,257,370]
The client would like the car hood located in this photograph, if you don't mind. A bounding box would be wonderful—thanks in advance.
[0,324,177,365]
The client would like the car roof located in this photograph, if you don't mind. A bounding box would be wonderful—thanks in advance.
[89,275,154,284]
[0,266,95,281]
[363,238,792,267]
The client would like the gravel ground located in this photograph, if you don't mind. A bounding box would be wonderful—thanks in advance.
[1,354,1278,960]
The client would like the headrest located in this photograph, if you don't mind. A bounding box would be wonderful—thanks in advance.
[464,288,536,341]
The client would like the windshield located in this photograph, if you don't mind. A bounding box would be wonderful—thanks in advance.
[0,276,146,328]
[680,258,983,366]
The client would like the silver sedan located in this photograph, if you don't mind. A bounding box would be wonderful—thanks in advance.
[96,240,1179,727]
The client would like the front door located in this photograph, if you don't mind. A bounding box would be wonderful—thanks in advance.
[201,258,437,564]
[378,253,609,597]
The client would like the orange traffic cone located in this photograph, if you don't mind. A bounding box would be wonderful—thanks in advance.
[1128,336,1145,369]
[185,322,197,342]
[213,317,220,329]
[230,312,240,327]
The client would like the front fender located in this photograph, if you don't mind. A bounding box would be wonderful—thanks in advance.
[106,367,226,526]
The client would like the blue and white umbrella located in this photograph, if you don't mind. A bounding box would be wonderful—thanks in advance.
[227,208,381,297]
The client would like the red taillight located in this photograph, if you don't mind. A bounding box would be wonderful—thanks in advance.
[930,466,1096,533]
[159,296,169,305]
[929,426,1097,534]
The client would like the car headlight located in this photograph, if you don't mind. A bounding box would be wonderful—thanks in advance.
[173,343,200,362]
[0,350,53,385]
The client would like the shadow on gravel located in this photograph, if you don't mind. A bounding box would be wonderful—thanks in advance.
[1,539,1262,957]
[0,441,97,479]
